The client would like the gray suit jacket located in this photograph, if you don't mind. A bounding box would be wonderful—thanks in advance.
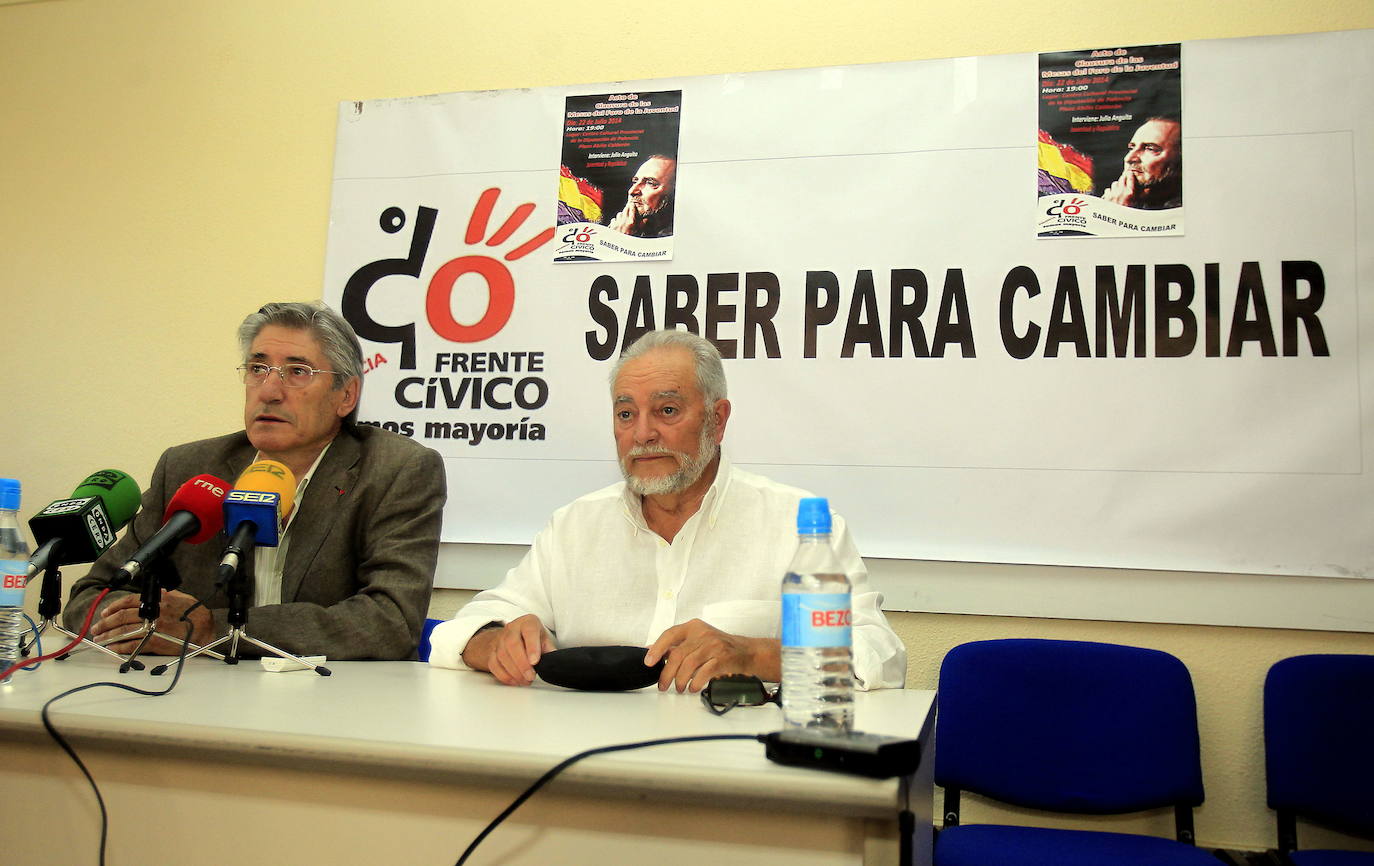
[64,425,446,660]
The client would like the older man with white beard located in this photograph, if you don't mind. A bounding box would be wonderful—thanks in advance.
[427,329,906,693]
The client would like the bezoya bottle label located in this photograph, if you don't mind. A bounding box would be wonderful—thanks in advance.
[781,592,852,648]
[0,561,26,607]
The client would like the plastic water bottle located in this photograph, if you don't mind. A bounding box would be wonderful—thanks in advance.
[0,478,31,684]
[780,497,854,732]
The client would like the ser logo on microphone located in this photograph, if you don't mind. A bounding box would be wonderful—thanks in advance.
[226,490,277,504]
[243,461,288,481]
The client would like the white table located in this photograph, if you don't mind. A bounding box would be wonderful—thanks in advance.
[0,653,934,865]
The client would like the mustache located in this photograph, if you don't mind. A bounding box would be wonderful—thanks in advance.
[625,444,688,460]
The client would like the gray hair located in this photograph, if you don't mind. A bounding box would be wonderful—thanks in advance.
[238,302,364,423]
[610,329,727,406]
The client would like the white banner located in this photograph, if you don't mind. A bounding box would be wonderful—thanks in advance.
[323,29,1374,580]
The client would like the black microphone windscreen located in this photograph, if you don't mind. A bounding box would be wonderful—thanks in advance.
[533,645,664,691]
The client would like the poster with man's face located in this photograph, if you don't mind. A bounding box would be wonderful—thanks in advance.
[555,90,683,262]
[1036,44,1183,238]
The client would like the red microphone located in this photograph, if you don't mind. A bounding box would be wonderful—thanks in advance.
[115,474,232,583]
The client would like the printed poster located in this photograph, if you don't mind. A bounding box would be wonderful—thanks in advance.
[1037,43,1183,237]
[555,89,683,262]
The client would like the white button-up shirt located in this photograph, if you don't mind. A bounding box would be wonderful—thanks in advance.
[428,457,907,689]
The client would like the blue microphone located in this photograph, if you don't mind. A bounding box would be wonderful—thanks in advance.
[217,461,296,583]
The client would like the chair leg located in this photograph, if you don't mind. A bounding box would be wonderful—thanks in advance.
[1276,810,1297,854]
[942,787,961,828]
[1175,804,1196,844]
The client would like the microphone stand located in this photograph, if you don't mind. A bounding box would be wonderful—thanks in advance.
[118,558,224,674]
[20,561,129,664]
[151,559,330,677]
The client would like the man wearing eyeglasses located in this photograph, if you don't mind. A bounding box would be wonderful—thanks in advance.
[63,302,445,660]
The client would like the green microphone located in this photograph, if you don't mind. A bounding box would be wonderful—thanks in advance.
[27,469,141,577]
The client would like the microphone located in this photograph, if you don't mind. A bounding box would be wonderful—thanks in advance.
[27,469,142,578]
[114,474,231,584]
[217,460,296,583]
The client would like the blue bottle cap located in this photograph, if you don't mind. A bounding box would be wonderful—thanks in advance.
[0,478,19,511]
[797,497,831,534]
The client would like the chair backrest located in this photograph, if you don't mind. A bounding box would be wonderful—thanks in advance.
[417,617,443,662]
[935,638,1205,815]
[1264,653,1374,845]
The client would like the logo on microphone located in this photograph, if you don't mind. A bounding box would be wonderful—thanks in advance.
[40,497,94,516]
[79,470,127,490]
[226,490,279,504]
[193,478,228,497]
[243,461,288,480]
[85,507,116,548]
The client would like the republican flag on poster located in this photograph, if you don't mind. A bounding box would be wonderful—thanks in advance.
[557,164,604,224]
[1036,129,1095,195]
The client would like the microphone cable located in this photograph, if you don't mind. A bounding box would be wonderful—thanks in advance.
[453,732,920,866]
[454,733,763,866]
[0,588,111,683]
[32,588,200,866]
[19,613,42,672]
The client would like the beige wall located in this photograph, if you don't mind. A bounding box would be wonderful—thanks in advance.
[5,0,1373,854]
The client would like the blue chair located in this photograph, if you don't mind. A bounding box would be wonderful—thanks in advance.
[933,638,1218,866]
[417,617,443,662]
[1264,654,1374,866]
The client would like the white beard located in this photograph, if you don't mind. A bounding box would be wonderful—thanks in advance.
[621,414,718,496]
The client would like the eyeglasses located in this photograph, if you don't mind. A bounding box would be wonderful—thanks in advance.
[701,674,781,716]
[238,363,340,388]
